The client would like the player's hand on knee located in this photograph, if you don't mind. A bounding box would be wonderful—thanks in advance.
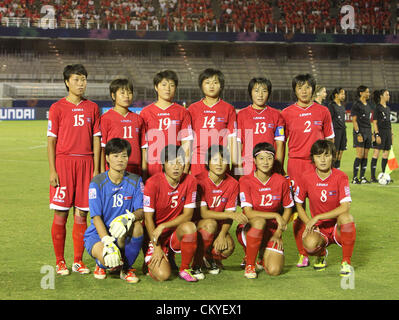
[109,209,135,239]
[101,235,122,268]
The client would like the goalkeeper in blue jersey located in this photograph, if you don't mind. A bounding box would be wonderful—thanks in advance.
[84,138,144,283]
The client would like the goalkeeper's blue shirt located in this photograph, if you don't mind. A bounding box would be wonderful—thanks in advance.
[84,171,144,238]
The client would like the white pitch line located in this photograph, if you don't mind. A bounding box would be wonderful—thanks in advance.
[28,144,47,150]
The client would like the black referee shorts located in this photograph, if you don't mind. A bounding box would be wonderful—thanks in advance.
[353,129,372,149]
[334,128,347,151]
[372,129,392,150]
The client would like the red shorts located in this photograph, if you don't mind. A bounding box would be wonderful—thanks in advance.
[236,220,284,255]
[49,155,93,211]
[144,228,181,265]
[315,220,342,247]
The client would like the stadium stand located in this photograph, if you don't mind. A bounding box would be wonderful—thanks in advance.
[0,0,395,33]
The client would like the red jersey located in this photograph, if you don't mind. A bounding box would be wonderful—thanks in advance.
[140,102,193,175]
[100,108,146,171]
[294,168,352,223]
[239,172,294,213]
[197,171,238,211]
[143,172,197,228]
[281,102,334,159]
[47,98,101,156]
[188,99,237,166]
[237,105,285,170]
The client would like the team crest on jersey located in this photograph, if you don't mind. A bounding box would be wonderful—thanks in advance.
[47,120,52,131]
[314,121,322,126]
[239,192,246,203]
[124,196,132,200]
[272,195,281,201]
[89,188,97,199]
[328,191,337,196]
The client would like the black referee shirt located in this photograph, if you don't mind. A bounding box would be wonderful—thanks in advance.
[374,103,391,130]
[351,100,372,130]
[328,101,346,130]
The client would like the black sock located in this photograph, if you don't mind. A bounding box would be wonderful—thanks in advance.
[360,158,368,178]
[381,158,388,173]
[371,158,378,179]
[335,160,341,169]
[353,158,361,178]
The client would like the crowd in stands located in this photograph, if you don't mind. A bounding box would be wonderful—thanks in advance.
[0,0,394,34]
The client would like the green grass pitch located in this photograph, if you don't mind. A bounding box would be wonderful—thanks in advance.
[0,120,398,300]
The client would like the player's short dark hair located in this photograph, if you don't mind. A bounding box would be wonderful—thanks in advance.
[205,144,230,171]
[329,87,344,102]
[109,78,134,103]
[105,138,132,157]
[292,74,316,96]
[252,142,282,174]
[248,77,272,102]
[198,68,225,95]
[373,89,387,105]
[356,85,369,98]
[63,64,88,91]
[310,139,336,165]
[153,70,178,87]
[160,144,185,169]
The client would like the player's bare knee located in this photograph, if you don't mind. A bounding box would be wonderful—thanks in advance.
[303,232,324,255]
[249,217,266,230]
[338,212,354,225]
[179,221,197,234]
[265,264,283,276]
[198,219,217,234]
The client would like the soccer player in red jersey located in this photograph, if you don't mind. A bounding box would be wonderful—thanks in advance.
[281,74,334,268]
[294,140,356,276]
[237,142,294,279]
[191,145,248,279]
[188,69,237,177]
[140,70,193,178]
[237,77,285,175]
[100,78,146,176]
[143,144,199,282]
[47,64,101,275]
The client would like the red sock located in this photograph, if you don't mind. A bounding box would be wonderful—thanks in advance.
[293,218,307,256]
[180,232,197,271]
[340,222,356,264]
[246,227,263,266]
[72,215,87,263]
[51,214,67,264]
[199,228,214,258]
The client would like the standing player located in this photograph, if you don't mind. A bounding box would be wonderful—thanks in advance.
[294,140,356,276]
[47,64,101,275]
[192,145,248,279]
[140,70,193,177]
[314,85,327,106]
[281,74,335,268]
[237,142,294,279]
[100,78,146,176]
[328,88,347,169]
[84,138,144,282]
[188,68,237,177]
[237,77,285,175]
[144,144,199,282]
[370,89,393,182]
[351,85,372,184]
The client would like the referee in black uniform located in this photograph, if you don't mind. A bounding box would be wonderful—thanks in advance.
[328,88,347,169]
[370,89,393,182]
[351,85,372,184]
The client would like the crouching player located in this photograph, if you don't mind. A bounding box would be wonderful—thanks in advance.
[294,140,356,276]
[84,138,144,283]
[237,142,294,279]
[192,145,248,279]
[144,145,199,282]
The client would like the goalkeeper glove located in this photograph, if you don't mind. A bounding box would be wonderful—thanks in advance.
[101,235,122,268]
[109,209,136,239]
